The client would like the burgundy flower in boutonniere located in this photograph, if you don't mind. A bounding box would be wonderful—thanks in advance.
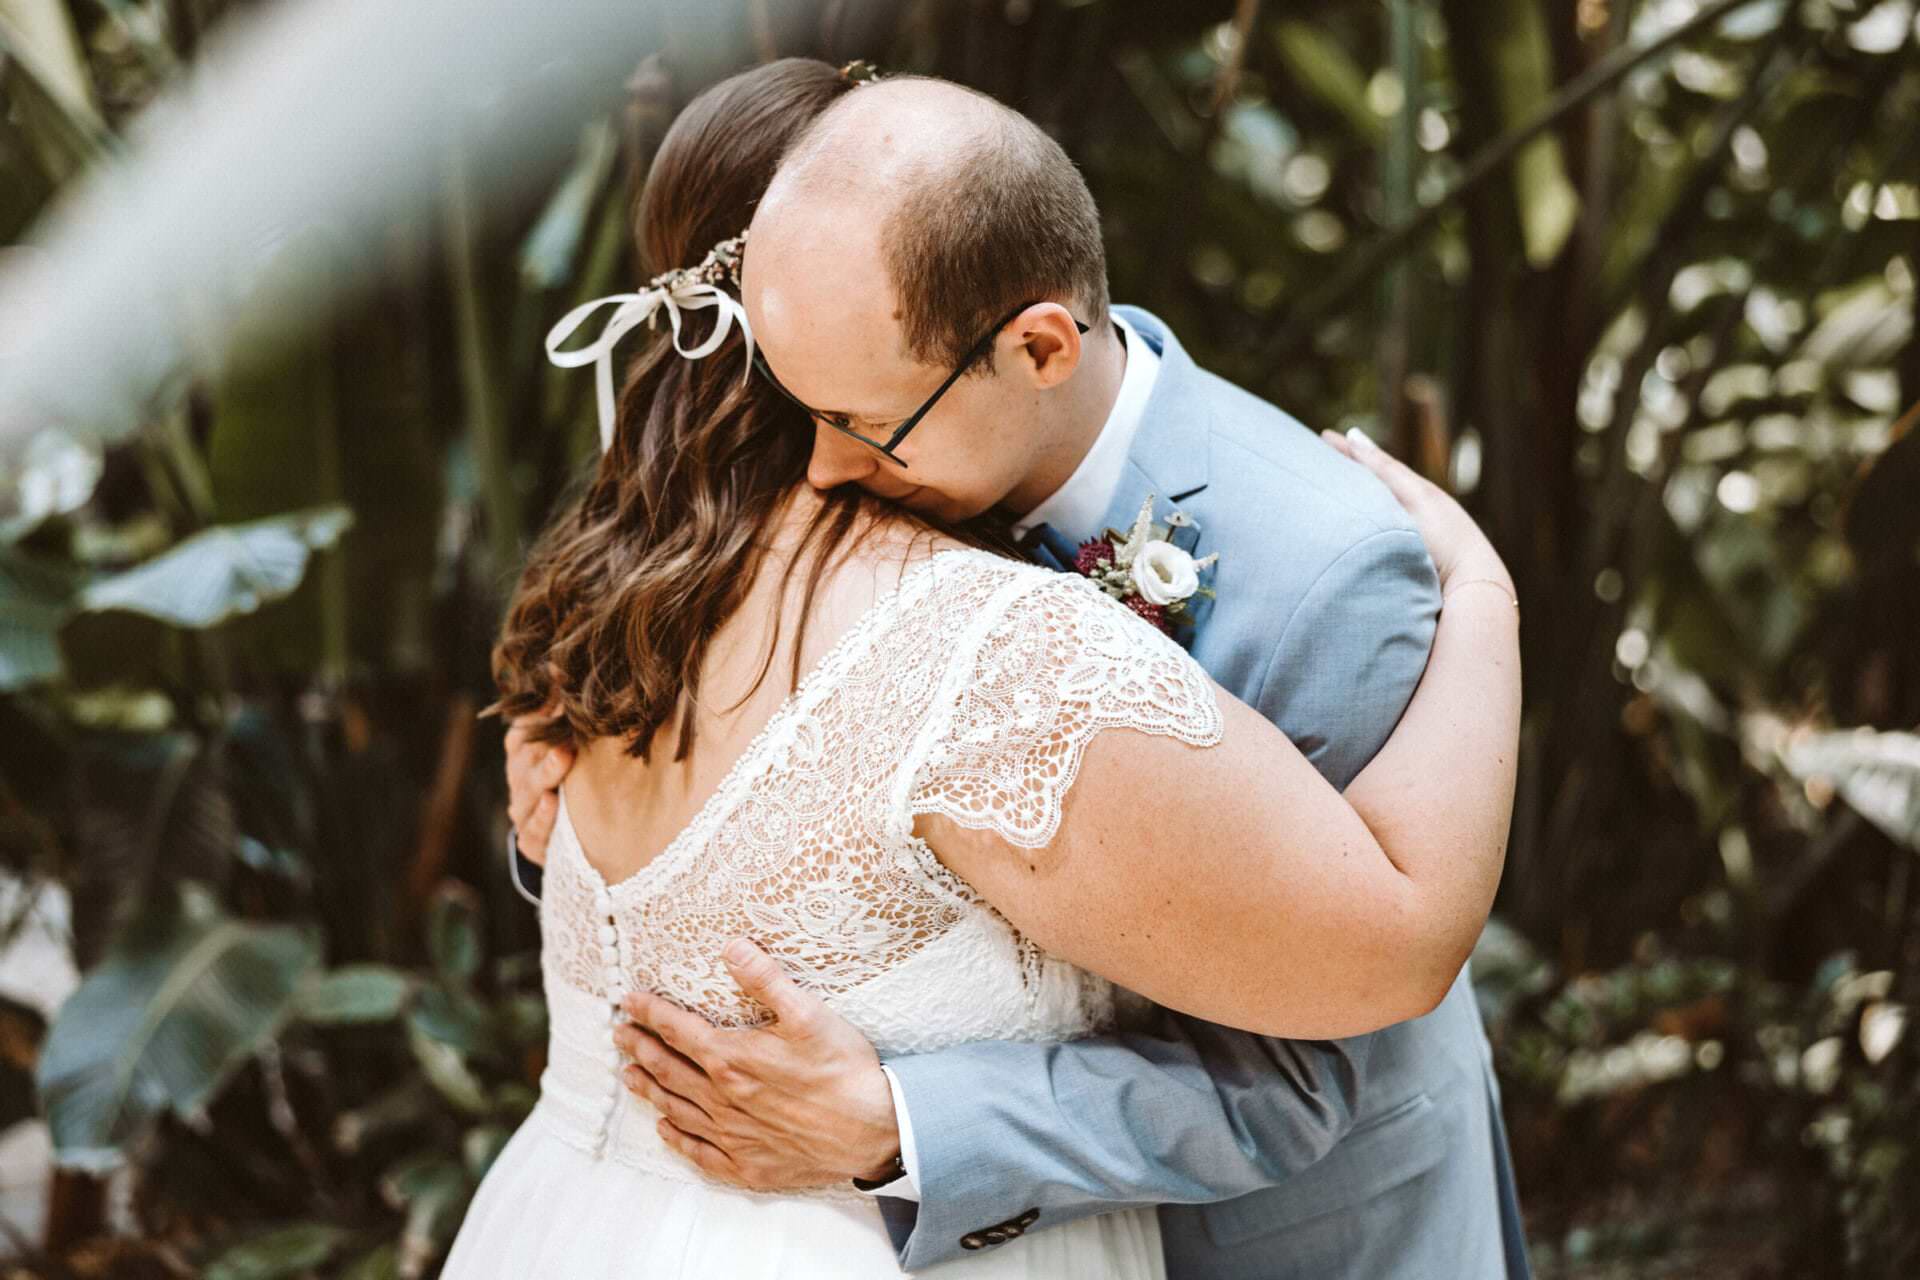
[1069,496,1218,639]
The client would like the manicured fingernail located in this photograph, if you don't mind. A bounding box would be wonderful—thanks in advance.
[1345,427,1377,452]
[724,938,752,965]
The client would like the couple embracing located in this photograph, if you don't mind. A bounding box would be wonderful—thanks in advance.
[449,56,1528,1280]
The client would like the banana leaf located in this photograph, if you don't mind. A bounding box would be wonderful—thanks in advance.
[1269,21,1387,149]
[76,505,352,628]
[203,1223,351,1280]
[1781,728,1920,851]
[36,880,321,1170]
[0,0,111,180]
[0,542,77,689]
[519,118,619,291]
[294,964,413,1025]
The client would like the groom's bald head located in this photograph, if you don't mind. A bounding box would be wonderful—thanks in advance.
[741,75,1116,521]
[751,76,1108,367]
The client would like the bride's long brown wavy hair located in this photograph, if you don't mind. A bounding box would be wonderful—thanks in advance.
[481,59,1003,763]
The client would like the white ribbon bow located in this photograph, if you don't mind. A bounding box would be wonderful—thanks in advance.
[543,278,755,454]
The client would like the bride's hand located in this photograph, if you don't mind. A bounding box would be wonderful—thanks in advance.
[1319,428,1513,596]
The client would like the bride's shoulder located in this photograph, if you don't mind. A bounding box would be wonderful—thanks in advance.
[816,516,1014,616]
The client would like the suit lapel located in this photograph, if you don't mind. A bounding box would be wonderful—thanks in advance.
[1097,307,1220,639]
[1098,306,1214,553]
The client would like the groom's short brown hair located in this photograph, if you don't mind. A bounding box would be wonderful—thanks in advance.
[785,76,1110,370]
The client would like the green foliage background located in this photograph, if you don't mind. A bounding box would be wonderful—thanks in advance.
[1,0,1916,1276]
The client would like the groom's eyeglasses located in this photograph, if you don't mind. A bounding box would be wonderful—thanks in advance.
[751,302,1090,469]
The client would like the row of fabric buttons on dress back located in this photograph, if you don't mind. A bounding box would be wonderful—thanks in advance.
[593,884,625,1157]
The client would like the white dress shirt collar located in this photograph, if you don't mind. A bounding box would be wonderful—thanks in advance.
[1010,311,1161,543]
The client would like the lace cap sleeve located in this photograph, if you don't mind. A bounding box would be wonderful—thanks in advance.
[907,568,1224,850]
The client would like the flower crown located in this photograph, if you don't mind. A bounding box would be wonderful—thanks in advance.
[544,228,755,455]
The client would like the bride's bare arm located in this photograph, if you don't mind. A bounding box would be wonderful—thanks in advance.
[922,445,1520,1042]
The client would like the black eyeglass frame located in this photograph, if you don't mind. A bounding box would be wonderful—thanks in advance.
[751,301,1091,469]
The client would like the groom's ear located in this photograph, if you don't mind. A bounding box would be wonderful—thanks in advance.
[1005,302,1084,390]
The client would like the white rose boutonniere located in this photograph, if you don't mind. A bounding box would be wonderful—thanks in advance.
[1131,540,1201,605]
[1070,495,1218,638]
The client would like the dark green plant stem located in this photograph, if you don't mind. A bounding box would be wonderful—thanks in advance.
[442,141,523,580]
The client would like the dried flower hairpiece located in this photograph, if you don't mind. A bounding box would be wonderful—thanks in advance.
[648,228,749,294]
[545,227,756,455]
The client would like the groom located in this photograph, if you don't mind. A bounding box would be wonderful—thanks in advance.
[506,72,1528,1279]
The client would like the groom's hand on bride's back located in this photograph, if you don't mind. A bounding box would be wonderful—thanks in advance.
[504,703,573,867]
[614,938,904,1191]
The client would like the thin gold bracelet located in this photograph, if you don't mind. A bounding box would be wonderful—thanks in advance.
[1443,578,1519,610]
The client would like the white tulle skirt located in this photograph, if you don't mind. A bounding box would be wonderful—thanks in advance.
[441,1088,1165,1279]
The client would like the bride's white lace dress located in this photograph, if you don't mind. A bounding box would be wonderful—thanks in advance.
[442,547,1221,1277]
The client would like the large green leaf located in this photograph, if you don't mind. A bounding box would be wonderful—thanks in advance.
[0,0,100,123]
[0,0,110,180]
[519,118,619,291]
[294,964,413,1025]
[1269,22,1387,148]
[1780,729,1920,851]
[36,881,321,1170]
[61,729,239,969]
[406,1016,489,1115]
[203,1223,350,1280]
[336,1244,400,1280]
[386,1155,470,1275]
[0,543,77,689]
[427,882,483,984]
[1801,278,1914,368]
[0,425,102,544]
[76,505,352,628]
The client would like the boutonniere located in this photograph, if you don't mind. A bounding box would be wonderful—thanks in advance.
[1072,495,1218,639]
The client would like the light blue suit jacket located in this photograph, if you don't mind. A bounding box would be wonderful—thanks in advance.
[876,307,1530,1279]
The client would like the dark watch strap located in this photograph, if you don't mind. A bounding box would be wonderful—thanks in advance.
[850,1153,906,1191]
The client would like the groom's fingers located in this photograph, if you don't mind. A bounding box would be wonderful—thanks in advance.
[721,939,821,1037]
[618,1023,718,1111]
[625,991,724,1065]
[626,1066,718,1141]
[656,1120,750,1187]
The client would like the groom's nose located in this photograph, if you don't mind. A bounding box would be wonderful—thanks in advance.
[805,423,883,492]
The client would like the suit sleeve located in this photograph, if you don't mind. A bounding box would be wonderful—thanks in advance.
[878,527,1441,1271]
[509,828,544,905]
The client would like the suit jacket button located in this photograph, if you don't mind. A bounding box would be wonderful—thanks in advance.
[1017,1208,1040,1227]
[1004,1225,1024,1239]
[960,1234,986,1251]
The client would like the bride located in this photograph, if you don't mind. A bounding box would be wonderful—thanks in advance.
[447,58,1519,1279]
